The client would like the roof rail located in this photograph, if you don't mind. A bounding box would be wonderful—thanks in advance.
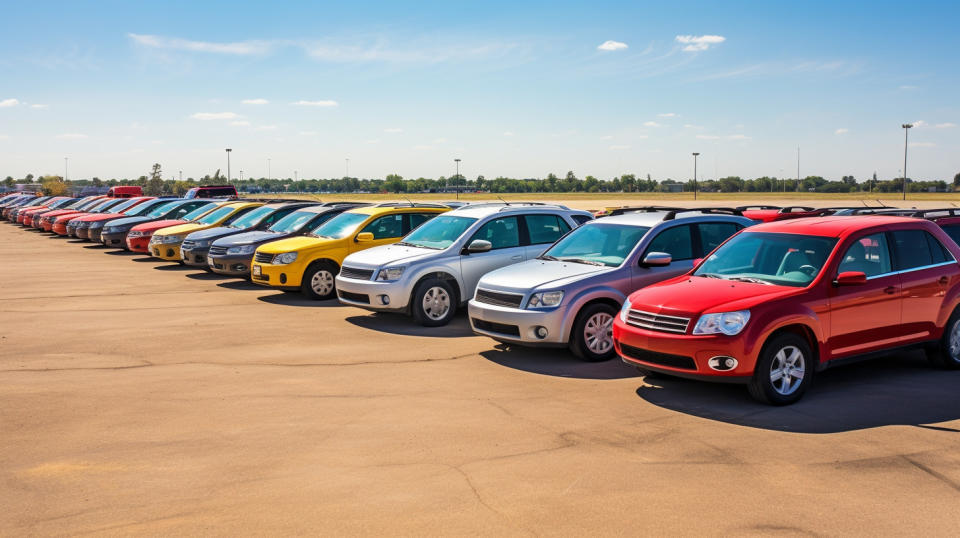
[498,203,569,212]
[736,205,781,211]
[663,207,744,220]
[372,201,450,209]
[605,206,687,217]
[872,207,960,218]
[320,201,367,206]
[778,206,816,213]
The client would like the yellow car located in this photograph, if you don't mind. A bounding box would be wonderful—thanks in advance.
[149,201,264,262]
[251,203,450,299]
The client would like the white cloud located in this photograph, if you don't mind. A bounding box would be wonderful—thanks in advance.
[675,35,727,52]
[230,120,251,126]
[597,40,628,52]
[609,145,630,150]
[658,112,677,117]
[835,128,849,135]
[128,33,272,55]
[255,125,278,131]
[643,121,661,127]
[899,85,918,90]
[727,134,751,140]
[291,99,338,107]
[0,98,19,107]
[909,142,936,147]
[384,127,403,133]
[696,134,720,140]
[56,133,88,140]
[30,104,49,109]
[503,131,514,137]
[912,120,927,128]
[242,98,269,105]
[934,122,956,129]
[683,124,704,129]
[191,112,241,120]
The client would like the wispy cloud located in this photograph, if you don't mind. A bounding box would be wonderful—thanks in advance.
[230,120,250,126]
[384,127,403,133]
[835,128,849,135]
[255,125,278,131]
[899,85,918,90]
[128,33,273,55]
[242,98,269,105]
[191,112,240,120]
[597,40,628,52]
[0,98,19,107]
[365,139,380,144]
[727,134,751,140]
[30,103,48,109]
[299,131,318,136]
[912,120,927,127]
[643,121,661,127]
[503,131,514,137]
[56,133,88,139]
[658,112,677,117]
[697,60,858,81]
[675,35,726,52]
[413,145,434,151]
[433,137,447,144]
[934,122,956,129]
[305,39,525,64]
[683,124,703,129]
[600,135,614,140]
[292,100,338,107]
[696,134,720,140]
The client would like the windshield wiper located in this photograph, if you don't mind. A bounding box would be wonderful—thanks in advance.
[559,257,606,266]
[538,254,558,261]
[698,273,727,279]
[728,276,774,285]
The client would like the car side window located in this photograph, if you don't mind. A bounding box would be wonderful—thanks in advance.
[891,230,936,270]
[572,214,592,226]
[926,233,953,264]
[838,233,892,277]
[941,225,960,249]
[223,207,255,225]
[696,222,740,255]
[262,208,294,226]
[406,212,435,233]
[524,214,568,245]
[470,216,520,250]
[645,225,693,261]
[362,214,404,239]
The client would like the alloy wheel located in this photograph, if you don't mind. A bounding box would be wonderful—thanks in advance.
[311,270,335,296]
[422,286,451,320]
[770,345,805,396]
[584,312,614,355]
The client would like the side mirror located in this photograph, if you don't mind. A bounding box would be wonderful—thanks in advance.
[692,257,704,267]
[466,239,492,253]
[834,271,867,286]
[642,252,672,267]
[355,232,374,243]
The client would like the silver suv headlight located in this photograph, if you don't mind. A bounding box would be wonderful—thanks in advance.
[227,245,256,255]
[273,252,298,264]
[527,291,564,308]
[376,266,405,281]
[692,310,751,336]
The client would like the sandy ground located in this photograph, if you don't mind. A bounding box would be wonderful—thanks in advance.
[1,216,959,536]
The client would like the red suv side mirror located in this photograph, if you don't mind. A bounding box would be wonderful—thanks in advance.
[835,271,867,286]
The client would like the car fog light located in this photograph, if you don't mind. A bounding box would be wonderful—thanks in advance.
[234,264,246,272]
[379,295,390,305]
[707,356,739,372]
[280,273,287,284]
[166,249,174,257]
[535,326,548,339]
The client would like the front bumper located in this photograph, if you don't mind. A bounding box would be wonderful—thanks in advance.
[467,299,568,346]
[100,230,129,248]
[75,226,91,239]
[612,320,754,382]
[150,240,185,261]
[207,253,254,276]
[53,222,70,235]
[250,261,304,288]
[180,246,211,267]
[126,235,151,252]
[335,275,411,311]
[88,227,105,243]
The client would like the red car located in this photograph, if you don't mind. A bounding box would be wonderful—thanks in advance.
[14,196,69,224]
[51,198,127,235]
[35,197,107,230]
[125,201,222,252]
[68,196,156,240]
[19,197,76,226]
[614,216,960,405]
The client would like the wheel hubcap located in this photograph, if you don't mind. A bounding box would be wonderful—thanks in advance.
[949,320,960,360]
[584,312,614,355]
[422,287,451,320]
[311,270,334,295]
[769,345,805,396]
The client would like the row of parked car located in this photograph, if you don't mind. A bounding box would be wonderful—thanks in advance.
[5,190,960,405]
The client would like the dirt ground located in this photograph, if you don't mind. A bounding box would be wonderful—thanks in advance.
[1,212,959,536]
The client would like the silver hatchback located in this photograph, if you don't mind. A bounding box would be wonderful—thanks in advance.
[468,208,755,361]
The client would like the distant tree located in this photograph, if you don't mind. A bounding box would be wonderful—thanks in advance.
[91,177,102,187]
[145,163,164,195]
[40,175,69,195]
[24,173,34,183]
[954,172,960,190]
[841,175,856,186]
[3,176,13,188]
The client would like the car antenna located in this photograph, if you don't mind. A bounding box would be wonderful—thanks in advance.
[403,197,413,206]
[497,196,510,206]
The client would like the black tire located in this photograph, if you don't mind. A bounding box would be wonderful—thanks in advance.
[926,309,960,369]
[747,333,814,405]
[300,261,338,300]
[411,278,457,327]
[569,303,617,362]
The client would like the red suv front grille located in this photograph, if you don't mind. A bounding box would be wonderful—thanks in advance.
[625,309,691,334]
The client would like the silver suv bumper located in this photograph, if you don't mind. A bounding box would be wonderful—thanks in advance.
[335,275,412,312]
[467,299,567,346]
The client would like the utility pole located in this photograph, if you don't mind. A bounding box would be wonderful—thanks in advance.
[267,158,271,181]
[64,157,68,181]
[692,153,699,200]
[345,158,350,178]
[454,158,462,200]
[902,123,913,200]
[796,146,800,192]
[225,148,232,182]
[179,170,182,181]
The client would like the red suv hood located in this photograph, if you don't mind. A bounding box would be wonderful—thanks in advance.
[131,219,187,232]
[74,213,121,222]
[628,276,802,317]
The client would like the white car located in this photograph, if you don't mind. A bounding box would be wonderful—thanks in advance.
[335,203,593,326]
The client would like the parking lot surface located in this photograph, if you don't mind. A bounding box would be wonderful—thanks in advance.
[1,223,959,535]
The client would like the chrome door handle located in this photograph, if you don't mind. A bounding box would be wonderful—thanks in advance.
[511,255,523,260]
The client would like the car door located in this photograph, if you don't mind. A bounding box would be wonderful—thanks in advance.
[827,231,903,357]
[349,213,407,253]
[892,229,960,344]
[633,223,696,288]
[522,214,571,259]
[695,221,743,257]
[460,216,525,297]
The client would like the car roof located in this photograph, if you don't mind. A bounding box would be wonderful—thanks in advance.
[348,203,449,216]
[748,215,923,237]
[598,210,752,227]
[450,202,589,219]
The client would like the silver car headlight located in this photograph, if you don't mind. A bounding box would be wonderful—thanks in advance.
[692,310,751,336]
[191,240,210,248]
[376,266,405,281]
[273,252,298,264]
[619,297,633,323]
[527,290,564,308]
[227,245,255,255]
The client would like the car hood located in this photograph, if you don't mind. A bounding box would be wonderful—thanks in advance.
[479,259,615,291]
[107,216,153,228]
[257,235,337,254]
[131,219,187,232]
[342,243,440,268]
[184,226,245,241]
[75,213,119,222]
[155,222,206,236]
[627,276,802,316]
[38,209,80,218]
[213,230,287,247]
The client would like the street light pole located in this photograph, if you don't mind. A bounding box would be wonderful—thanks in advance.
[225,148,232,183]
[64,157,68,181]
[240,170,243,182]
[692,153,699,201]
[454,158,462,200]
[267,158,271,181]
[902,123,913,200]
[179,170,182,181]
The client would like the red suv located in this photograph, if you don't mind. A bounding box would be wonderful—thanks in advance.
[613,216,960,405]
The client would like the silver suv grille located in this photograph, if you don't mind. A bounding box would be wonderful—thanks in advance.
[209,245,228,256]
[475,289,524,308]
[181,240,196,249]
[625,309,691,334]
[340,266,375,280]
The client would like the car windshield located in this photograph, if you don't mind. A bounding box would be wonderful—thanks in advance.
[146,201,181,217]
[541,223,650,267]
[399,215,477,250]
[183,203,220,221]
[48,199,74,208]
[309,212,369,239]
[125,200,162,216]
[196,206,237,224]
[694,232,838,287]
[226,205,273,229]
[108,198,142,213]
[270,210,321,233]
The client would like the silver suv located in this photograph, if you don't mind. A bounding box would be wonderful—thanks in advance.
[467,208,755,361]
[335,203,594,326]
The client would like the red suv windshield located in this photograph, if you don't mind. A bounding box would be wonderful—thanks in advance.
[694,232,837,287]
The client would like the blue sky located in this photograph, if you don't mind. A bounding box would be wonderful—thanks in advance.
[1,0,958,182]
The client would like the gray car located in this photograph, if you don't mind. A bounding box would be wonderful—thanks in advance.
[467,208,755,361]
[335,203,594,326]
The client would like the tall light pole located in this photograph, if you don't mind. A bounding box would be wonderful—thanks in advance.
[345,158,350,178]
[225,148,232,183]
[267,158,271,181]
[454,158,462,200]
[692,153,699,200]
[902,123,912,200]
[179,170,182,181]
[64,157,68,181]
[240,170,243,182]
[796,146,800,192]
[294,170,298,182]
